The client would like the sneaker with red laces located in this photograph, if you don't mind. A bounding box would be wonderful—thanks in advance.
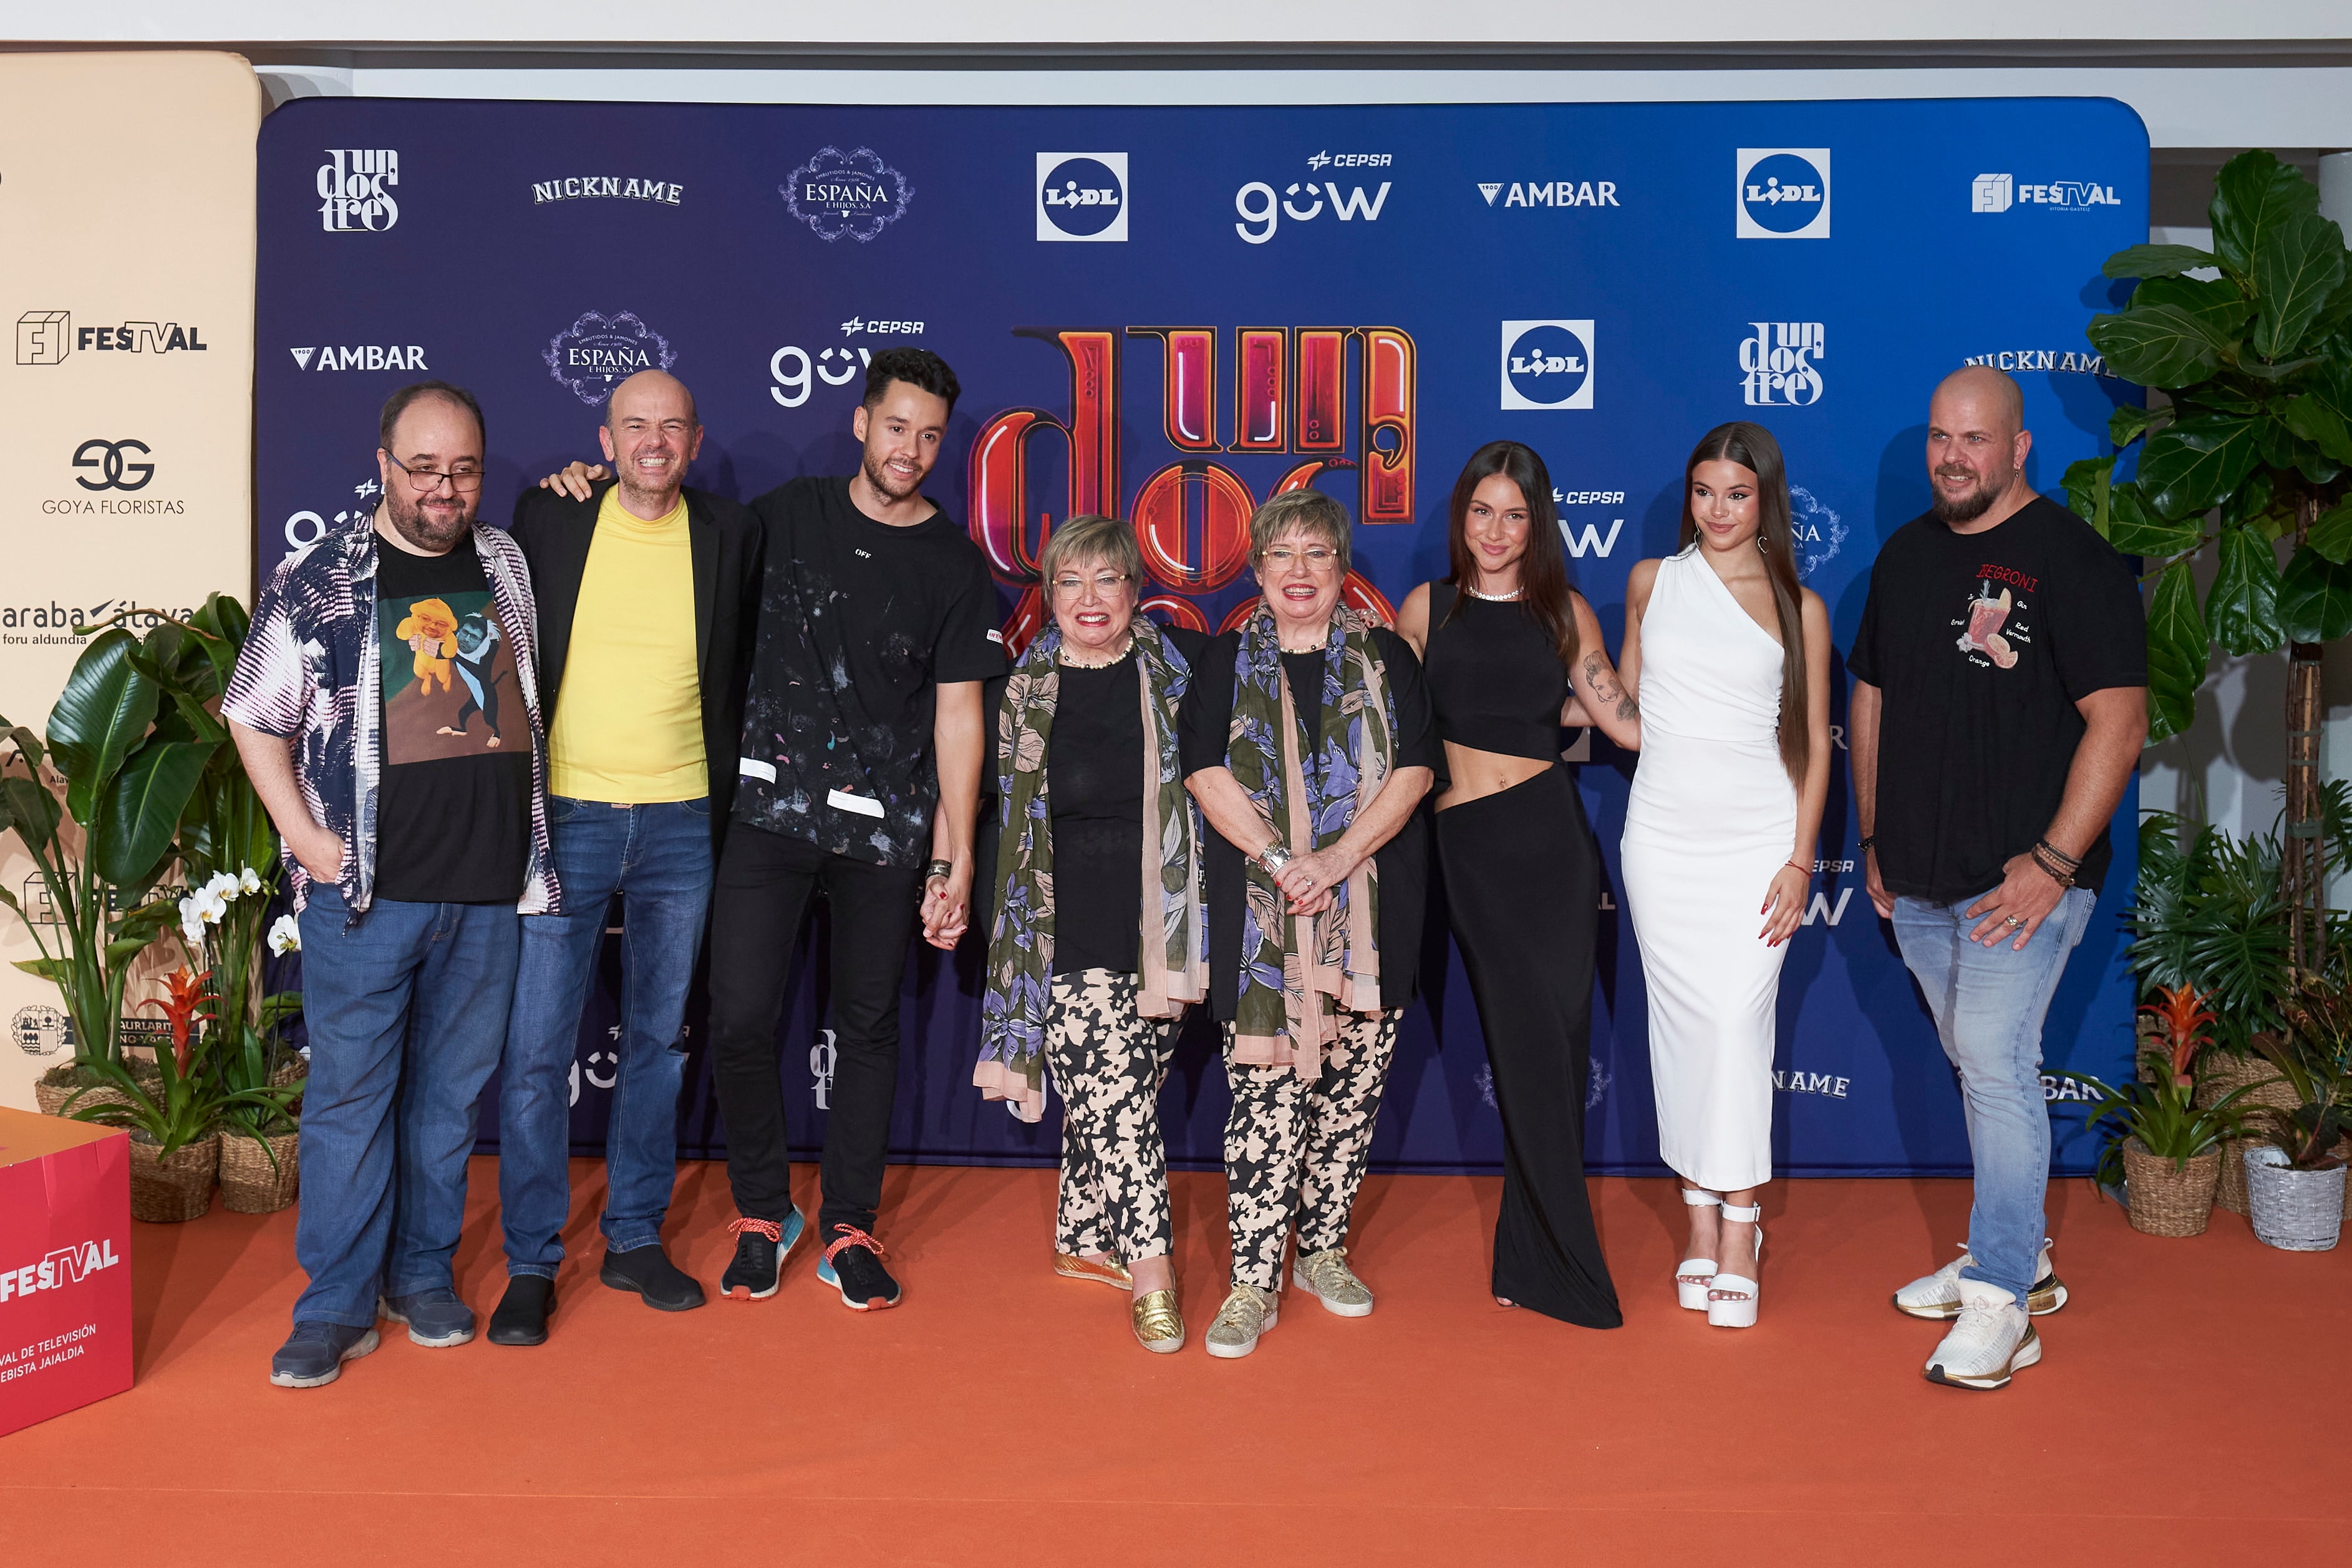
[719,1207,805,1301]
[816,1225,901,1310]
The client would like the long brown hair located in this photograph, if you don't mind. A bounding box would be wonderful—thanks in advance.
[1681,421,1808,783]
[1441,440,1578,671]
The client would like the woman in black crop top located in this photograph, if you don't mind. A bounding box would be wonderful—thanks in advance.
[1395,440,1641,1330]
[977,516,1209,1356]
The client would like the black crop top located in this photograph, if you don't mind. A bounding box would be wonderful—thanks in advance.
[1422,584,1570,762]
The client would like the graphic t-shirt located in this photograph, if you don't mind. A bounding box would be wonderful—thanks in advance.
[547,488,706,803]
[1849,495,2144,901]
[735,477,1008,866]
[373,538,532,904]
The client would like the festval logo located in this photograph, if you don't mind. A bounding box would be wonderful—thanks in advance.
[782,146,913,243]
[542,312,677,405]
[1735,148,1831,239]
[1036,153,1128,241]
[1499,320,1595,410]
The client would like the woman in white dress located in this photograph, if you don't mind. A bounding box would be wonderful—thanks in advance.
[1617,422,1831,1328]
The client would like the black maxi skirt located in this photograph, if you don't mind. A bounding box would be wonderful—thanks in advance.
[1435,763,1624,1328]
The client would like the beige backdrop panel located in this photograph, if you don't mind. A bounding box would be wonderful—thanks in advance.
[0,52,261,1109]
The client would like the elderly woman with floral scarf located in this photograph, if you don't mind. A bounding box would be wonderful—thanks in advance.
[976,515,1210,1353]
[1179,489,1438,1359]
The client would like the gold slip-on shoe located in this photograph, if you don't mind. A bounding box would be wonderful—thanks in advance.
[1053,1252,1131,1288]
[1131,1289,1184,1354]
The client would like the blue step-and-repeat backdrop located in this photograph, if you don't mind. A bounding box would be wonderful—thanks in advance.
[257,95,2147,1176]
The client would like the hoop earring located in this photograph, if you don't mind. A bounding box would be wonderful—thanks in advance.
[1756,532,1769,553]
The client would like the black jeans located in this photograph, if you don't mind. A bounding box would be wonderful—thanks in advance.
[707,823,923,1239]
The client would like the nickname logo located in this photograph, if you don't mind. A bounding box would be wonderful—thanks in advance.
[1736,148,1831,239]
[1739,321,1826,407]
[1476,178,1620,209]
[1971,173,2121,213]
[1960,349,2112,377]
[1774,1068,1853,1098]
[15,312,209,364]
[782,146,912,243]
[318,148,400,232]
[1037,152,1129,242]
[11,1004,69,1057]
[543,311,677,405]
[1499,320,1596,411]
[290,344,428,372]
[73,438,154,492]
[531,175,683,206]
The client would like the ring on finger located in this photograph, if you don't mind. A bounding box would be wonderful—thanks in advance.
[2003,914,2022,928]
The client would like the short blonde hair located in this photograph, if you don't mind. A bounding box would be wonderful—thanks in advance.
[1040,514,1145,591]
[1248,489,1352,576]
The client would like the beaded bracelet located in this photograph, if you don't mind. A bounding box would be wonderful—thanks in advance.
[2029,846,2076,888]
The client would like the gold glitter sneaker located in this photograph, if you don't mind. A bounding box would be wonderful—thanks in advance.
[1291,1247,1375,1317]
[1204,1283,1278,1359]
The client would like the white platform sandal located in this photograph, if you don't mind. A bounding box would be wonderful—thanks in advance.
[1707,1202,1764,1328]
[1676,1186,1723,1311]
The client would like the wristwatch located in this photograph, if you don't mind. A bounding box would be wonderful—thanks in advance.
[1258,844,1293,874]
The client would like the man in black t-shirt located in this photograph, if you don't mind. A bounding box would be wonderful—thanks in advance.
[712,348,1005,1309]
[1850,366,2146,1391]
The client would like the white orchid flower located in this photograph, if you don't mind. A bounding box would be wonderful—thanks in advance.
[266,913,302,955]
[190,886,229,926]
[180,900,206,946]
[240,867,263,894]
[204,870,241,902]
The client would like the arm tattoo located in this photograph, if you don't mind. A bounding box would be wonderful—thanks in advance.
[1583,652,1638,721]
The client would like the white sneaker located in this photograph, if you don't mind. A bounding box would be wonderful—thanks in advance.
[1892,1239,2066,1320]
[1924,1280,2041,1390]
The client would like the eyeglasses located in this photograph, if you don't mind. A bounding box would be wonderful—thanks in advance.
[386,453,485,494]
[1050,571,1133,598]
[1261,545,1338,572]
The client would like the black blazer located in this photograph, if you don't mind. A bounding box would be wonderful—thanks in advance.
[507,481,765,848]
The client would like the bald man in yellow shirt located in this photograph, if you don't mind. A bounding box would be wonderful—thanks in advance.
[491,370,763,1345]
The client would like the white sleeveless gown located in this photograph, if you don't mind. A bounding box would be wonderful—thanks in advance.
[1619,548,1797,1192]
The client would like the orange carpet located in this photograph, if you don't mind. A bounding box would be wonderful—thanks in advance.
[2,1158,2345,1566]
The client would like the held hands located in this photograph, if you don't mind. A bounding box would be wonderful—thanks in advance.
[920,864,972,949]
[1759,864,1809,947]
[538,461,609,501]
[1273,846,1353,917]
[1964,851,2066,951]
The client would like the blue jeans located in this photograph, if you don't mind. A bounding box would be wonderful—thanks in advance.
[292,886,519,1328]
[1890,884,2097,1303]
[497,796,713,1277]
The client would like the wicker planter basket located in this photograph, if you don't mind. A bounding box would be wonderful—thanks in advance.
[128,1133,218,1224]
[2243,1146,2347,1251]
[216,1128,300,1214]
[2198,1052,2296,1216]
[33,1071,133,1120]
[2120,1139,2220,1237]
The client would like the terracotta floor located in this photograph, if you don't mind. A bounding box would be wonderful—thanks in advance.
[4,1158,2346,1566]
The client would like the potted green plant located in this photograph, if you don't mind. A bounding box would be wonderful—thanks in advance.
[2066,985,2258,1236]
[1,616,223,1112]
[68,965,296,1222]
[2241,977,2352,1250]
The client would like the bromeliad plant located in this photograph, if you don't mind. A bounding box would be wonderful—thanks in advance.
[2066,150,2352,975]
[2063,984,2260,1176]
[67,964,297,1159]
[2245,976,2352,1169]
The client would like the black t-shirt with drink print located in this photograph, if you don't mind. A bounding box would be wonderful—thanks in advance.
[1849,496,2144,902]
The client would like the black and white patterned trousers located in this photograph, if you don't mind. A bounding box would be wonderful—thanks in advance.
[1222,1009,1401,1292]
[1048,969,1181,1264]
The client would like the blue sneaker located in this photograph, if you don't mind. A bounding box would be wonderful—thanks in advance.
[816,1225,901,1311]
[379,1289,475,1347]
[720,1207,806,1301]
[269,1321,380,1388]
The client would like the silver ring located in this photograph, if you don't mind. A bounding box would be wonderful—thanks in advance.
[2004,915,2022,928]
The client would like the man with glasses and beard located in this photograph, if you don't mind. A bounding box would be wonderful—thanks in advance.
[540,347,1004,1310]
[1849,366,2146,1391]
[226,382,560,1388]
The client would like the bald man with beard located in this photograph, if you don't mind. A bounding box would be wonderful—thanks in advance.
[1849,366,2147,1390]
[490,370,763,1345]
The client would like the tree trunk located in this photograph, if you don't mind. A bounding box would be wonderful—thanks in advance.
[2284,491,2328,979]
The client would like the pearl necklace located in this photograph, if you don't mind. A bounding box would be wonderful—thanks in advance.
[1058,636,1134,670]
[1464,583,1524,602]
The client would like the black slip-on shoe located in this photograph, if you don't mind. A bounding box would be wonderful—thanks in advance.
[599,1244,706,1312]
[488,1275,556,1345]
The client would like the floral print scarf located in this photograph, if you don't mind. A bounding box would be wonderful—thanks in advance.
[1225,602,1396,1078]
[977,616,1206,1122]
